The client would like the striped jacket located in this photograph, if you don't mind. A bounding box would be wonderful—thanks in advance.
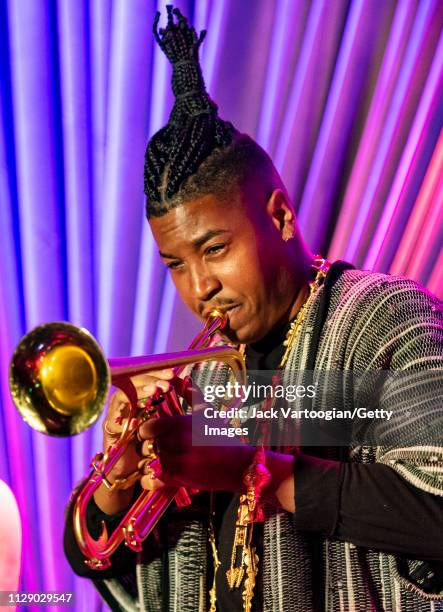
[89,269,443,611]
[264,268,443,611]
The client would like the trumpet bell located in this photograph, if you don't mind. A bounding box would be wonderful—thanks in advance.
[9,322,110,437]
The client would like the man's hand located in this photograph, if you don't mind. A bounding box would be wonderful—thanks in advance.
[93,369,174,515]
[137,415,296,512]
[137,415,255,493]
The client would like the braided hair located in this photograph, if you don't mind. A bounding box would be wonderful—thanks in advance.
[144,5,283,218]
[144,5,236,217]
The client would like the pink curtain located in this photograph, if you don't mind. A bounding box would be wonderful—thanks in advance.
[0,1,441,610]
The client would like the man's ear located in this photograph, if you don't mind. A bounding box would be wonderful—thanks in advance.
[266,189,296,240]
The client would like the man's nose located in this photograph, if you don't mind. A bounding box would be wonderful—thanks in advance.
[190,267,221,301]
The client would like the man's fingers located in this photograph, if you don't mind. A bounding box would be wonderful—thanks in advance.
[104,373,176,439]
[139,380,172,395]
[140,475,165,491]
[138,455,166,491]
[107,379,172,413]
[130,369,174,386]
[138,415,191,442]
[110,389,131,404]
[111,372,174,404]
[138,416,176,440]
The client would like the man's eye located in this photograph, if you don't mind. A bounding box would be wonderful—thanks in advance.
[205,244,225,256]
[166,261,182,270]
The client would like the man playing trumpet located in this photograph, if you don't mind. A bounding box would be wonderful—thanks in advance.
[65,6,443,611]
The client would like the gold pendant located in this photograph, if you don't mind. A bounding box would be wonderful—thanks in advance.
[226,565,245,590]
[227,491,260,608]
[208,521,220,612]
[242,547,259,612]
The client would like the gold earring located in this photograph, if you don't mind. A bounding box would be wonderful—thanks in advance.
[282,225,294,242]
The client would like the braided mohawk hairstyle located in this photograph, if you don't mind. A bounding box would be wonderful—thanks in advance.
[144,5,238,218]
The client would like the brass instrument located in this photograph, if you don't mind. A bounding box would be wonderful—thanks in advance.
[9,310,246,569]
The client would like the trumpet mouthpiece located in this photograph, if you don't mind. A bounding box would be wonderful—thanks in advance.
[207,308,228,330]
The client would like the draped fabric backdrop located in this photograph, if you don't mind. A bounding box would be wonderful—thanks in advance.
[0,0,442,610]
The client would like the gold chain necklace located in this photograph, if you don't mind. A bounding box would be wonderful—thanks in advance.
[279,255,331,367]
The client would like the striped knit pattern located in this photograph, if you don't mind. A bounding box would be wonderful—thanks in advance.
[167,519,208,612]
[270,269,443,612]
[100,269,443,611]
[136,555,162,612]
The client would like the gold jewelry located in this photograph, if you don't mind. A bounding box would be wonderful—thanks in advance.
[138,438,163,480]
[103,471,140,490]
[147,458,163,480]
[282,224,294,242]
[91,452,140,491]
[145,438,159,459]
[280,255,331,367]
[138,456,163,480]
[103,419,122,436]
[227,446,270,611]
[208,519,221,612]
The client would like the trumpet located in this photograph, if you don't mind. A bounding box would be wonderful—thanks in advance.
[9,309,246,569]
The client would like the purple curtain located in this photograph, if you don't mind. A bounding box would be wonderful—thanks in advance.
[0,1,441,610]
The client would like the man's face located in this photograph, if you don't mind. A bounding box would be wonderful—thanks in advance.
[149,190,295,344]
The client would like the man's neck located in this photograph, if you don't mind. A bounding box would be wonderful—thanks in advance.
[287,281,310,322]
[248,262,312,353]
[284,253,313,324]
